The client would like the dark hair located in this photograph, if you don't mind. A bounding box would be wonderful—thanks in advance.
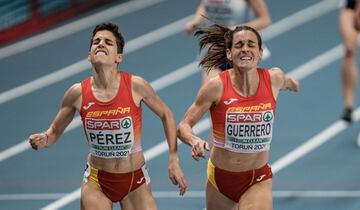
[90,22,125,54]
[194,24,262,71]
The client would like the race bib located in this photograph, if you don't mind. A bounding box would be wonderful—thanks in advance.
[225,110,274,153]
[85,117,134,158]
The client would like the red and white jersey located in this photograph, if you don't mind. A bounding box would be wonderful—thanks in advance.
[210,69,276,153]
[80,71,142,158]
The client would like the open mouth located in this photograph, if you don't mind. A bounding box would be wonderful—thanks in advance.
[240,56,252,61]
[95,50,107,55]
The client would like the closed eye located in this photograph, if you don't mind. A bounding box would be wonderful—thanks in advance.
[92,38,114,46]
[92,38,100,45]
[105,39,114,45]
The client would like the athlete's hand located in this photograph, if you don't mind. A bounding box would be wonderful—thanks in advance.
[183,20,203,36]
[191,138,210,161]
[283,77,300,92]
[289,77,300,92]
[183,21,197,35]
[28,133,48,150]
[168,157,187,196]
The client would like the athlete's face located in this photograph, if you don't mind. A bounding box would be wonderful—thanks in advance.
[88,30,122,66]
[226,30,262,71]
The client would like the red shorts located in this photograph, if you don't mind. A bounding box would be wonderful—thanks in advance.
[83,163,150,202]
[207,159,272,202]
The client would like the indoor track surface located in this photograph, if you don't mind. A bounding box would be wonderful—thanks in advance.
[1,0,360,209]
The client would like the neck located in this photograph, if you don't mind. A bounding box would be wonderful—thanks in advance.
[92,65,119,89]
[231,67,259,97]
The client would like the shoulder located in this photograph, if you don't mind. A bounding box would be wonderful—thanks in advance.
[62,83,82,107]
[198,74,223,103]
[268,67,285,88]
[131,75,149,90]
[130,75,156,101]
[66,83,82,97]
[268,67,285,79]
[204,74,223,91]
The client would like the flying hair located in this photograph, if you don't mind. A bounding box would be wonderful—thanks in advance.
[194,24,262,71]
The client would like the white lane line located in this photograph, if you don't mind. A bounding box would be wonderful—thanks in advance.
[40,189,81,210]
[287,45,342,80]
[145,117,211,161]
[0,15,193,105]
[0,0,165,59]
[151,62,198,91]
[272,107,360,174]
[0,0,339,105]
[3,190,360,200]
[0,60,89,105]
[273,190,360,198]
[155,190,360,198]
[262,0,338,41]
[0,193,66,200]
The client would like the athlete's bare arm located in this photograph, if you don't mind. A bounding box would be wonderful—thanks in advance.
[29,83,81,150]
[177,77,222,160]
[269,68,300,99]
[184,3,207,35]
[243,0,272,30]
[132,76,187,195]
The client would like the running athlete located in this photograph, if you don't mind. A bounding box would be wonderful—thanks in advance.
[177,25,299,210]
[184,0,272,82]
[28,22,187,210]
[339,0,360,122]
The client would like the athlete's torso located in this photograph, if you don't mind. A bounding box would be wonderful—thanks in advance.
[80,71,142,161]
[210,68,276,154]
[202,0,254,26]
